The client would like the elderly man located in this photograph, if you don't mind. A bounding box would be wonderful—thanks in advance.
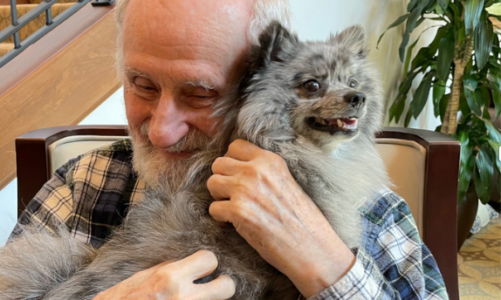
[9,0,448,299]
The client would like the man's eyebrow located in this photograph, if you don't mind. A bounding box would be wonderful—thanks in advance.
[185,80,217,91]
[124,67,150,78]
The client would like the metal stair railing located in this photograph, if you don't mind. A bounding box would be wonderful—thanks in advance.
[0,0,113,68]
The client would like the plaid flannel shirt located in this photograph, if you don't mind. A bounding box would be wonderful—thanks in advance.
[10,140,449,300]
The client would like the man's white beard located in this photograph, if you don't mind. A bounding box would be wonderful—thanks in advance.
[129,123,212,191]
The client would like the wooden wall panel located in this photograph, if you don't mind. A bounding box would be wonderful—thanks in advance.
[0,10,120,190]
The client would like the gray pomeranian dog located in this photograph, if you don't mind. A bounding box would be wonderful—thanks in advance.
[0,22,390,300]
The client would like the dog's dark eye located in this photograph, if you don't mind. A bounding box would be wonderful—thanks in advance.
[349,80,358,88]
[303,80,321,93]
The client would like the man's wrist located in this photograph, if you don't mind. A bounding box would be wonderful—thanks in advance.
[293,243,356,298]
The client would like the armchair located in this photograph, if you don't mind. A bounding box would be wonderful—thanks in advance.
[15,126,460,299]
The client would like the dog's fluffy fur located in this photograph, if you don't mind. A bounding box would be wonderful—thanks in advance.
[0,23,389,300]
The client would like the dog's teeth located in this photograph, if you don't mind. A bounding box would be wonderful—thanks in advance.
[337,119,343,128]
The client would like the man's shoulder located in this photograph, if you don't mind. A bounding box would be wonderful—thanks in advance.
[359,189,413,227]
[61,139,134,174]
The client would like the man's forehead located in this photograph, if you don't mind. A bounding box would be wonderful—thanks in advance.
[121,0,252,91]
[123,0,252,32]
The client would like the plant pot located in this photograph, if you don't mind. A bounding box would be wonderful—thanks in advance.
[457,185,478,251]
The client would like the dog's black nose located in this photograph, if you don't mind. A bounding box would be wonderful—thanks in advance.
[344,93,366,107]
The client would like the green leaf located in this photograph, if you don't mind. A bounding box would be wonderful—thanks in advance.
[440,94,451,122]
[400,32,411,62]
[411,72,434,118]
[475,144,495,204]
[492,85,501,118]
[493,34,500,59]
[465,0,486,35]
[433,81,447,117]
[377,14,410,48]
[408,0,420,11]
[489,74,501,113]
[460,93,472,117]
[479,86,492,120]
[458,24,466,49]
[398,70,420,95]
[464,77,483,115]
[395,97,406,124]
[437,27,455,81]
[465,88,483,116]
[439,0,451,11]
[451,1,463,23]
[465,77,479,92]
[399,0,433,61]
[404,37,421,77]
[404,109,413,127]
[389,95,406,124]
[475,12,495,70]
[429,26,450,54]
[480,118,501,144]
[487,140,501,172]
[411,47,434,71]
[458,132,474,201]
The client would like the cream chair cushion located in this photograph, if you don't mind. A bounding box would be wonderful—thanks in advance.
[49,135,427,235]
[375,139,426,236]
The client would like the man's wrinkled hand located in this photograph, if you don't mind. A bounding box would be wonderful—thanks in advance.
[207,139,355,298]
[93,250,235,300]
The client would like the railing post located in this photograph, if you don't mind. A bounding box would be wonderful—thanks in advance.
[9,0,21,49]
[46,9,53,26]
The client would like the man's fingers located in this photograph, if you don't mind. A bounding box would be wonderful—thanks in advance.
[194,275,236,300]
[207,175,233,200]
[171,250,219,281]
[211,157,245,176]
[225,139,263,161]
[209,200,233,224]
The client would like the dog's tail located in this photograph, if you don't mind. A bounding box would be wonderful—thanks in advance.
[0,226,96,300]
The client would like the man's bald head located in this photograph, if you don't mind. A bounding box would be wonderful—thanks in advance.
[114,0,292,77]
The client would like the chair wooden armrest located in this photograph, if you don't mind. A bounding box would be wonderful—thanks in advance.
[378,127,460,300]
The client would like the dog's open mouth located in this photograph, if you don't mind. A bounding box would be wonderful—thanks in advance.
[306,117,358,134]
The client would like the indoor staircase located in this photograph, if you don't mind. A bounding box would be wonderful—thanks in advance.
[0,0,76,58]
[0,1,120,191]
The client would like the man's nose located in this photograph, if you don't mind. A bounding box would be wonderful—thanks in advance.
[148,94,189,148]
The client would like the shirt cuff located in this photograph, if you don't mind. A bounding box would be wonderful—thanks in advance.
[306,248,388,300]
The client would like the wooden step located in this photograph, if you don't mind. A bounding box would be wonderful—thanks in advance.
[0,42,13,57]
[0,3,73,43]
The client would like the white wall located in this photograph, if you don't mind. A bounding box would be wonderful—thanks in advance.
[0,1,416,246]
[0,87,127,247]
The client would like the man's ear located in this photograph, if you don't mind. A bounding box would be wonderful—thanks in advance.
[330,25,368,59]
[257,21,299,65]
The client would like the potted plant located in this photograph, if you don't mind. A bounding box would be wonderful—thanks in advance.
[379,0,501,248]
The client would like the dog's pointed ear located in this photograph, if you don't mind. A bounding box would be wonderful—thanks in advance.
[257,21,299,65]
[330,25,368,59]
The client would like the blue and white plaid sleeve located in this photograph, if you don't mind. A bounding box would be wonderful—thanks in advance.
[307,191,449,300]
